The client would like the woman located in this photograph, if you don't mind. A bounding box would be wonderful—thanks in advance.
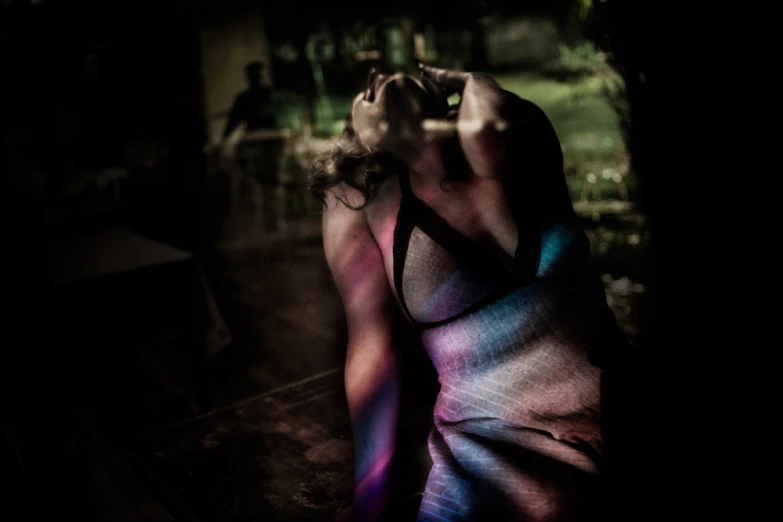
[310,65,626,521]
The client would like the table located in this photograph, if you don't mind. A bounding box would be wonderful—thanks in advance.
[45,228,232,412]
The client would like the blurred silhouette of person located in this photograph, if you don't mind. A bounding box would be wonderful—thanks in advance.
[223,61,276,139]
[221,61,283,220]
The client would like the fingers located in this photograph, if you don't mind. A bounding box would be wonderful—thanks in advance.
[419,73,445,99]
[419,63,501,97]
[419,73,450,114]
[419,64,469,94]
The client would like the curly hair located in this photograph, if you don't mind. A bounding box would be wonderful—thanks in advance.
[308,113,407,210]
[309,108,468,210]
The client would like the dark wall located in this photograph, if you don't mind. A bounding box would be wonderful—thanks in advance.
[587,2,739,519]
[1,3,213,254]
[1,6,211,520]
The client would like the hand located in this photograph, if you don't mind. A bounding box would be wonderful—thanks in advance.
[419,64,539,180]
[418,63,499,97]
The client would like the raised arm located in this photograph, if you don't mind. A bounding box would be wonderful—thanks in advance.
[322,188,399,522]
[420,64,562,182]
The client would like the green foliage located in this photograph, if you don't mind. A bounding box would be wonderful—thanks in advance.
[542,40,628,139]
[578,0,594,23]
[577,0,608,22]
[553,40,608,73]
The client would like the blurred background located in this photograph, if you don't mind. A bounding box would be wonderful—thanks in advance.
[1,0,738,521]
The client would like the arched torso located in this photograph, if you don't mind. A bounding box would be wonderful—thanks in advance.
[328,149,618,521]
[362,169,521,314]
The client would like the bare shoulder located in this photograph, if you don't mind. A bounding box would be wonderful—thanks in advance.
[321,184,377,280]
[321,183,394,320]
[322,185,371,252]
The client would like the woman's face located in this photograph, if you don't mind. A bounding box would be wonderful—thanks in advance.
[351,70,447,165]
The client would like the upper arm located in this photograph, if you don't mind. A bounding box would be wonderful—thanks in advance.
[458,78,561,180]
[322,189,398,401]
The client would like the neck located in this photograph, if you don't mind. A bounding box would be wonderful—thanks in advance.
[410,144,448,185]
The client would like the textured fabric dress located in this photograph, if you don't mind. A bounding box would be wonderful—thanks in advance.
[391,165,624,521]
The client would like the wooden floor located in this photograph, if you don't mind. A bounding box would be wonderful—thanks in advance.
[71,199,645,521]
[75,216,406,521]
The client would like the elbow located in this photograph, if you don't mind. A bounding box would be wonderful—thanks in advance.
[343,341,399,411]
[460,123,512,180]
[344,342,399,384]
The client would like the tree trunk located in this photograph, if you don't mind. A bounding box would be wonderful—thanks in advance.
[583,2,739,520]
